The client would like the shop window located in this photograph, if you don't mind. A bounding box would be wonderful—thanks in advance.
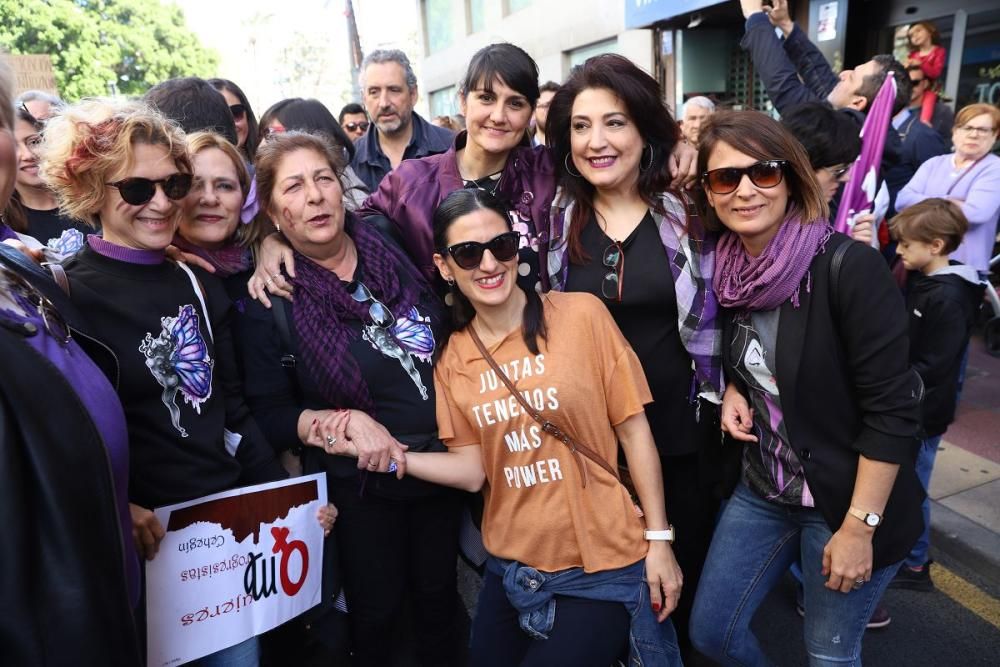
[506,0,532,15]
[430,86,459,117]
[956,10,1000,108]
[566,38,619,70]
[469,0,486,33]
[424,0,462,54]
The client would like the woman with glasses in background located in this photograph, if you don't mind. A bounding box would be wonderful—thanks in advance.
[233,130,464,667]
[689,111,923,666]
[897,103,1000,278]
[542,54,721,657]
[209,78,259,163]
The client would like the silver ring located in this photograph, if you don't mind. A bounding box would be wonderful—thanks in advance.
[265,277,275,286]
[325,435,336,447]
[853,578,865,589]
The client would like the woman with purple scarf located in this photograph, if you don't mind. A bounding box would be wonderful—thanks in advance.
[688,111,923,666]
[543,54,722,658]
[231,131,464,667]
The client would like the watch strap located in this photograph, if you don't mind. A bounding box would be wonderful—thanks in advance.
[644,527,675,542]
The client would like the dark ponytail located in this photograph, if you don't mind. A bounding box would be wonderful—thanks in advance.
[432,189,547,355]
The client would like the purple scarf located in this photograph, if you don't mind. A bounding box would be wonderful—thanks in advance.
[172,235,252,278]
[713,213,833,311]
[292,215,432,415]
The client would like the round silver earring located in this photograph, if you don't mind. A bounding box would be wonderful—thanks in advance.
[564,154,582,178]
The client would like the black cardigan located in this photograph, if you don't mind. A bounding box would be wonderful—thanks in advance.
[723,234,924,570]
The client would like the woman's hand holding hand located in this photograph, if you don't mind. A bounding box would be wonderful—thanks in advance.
[821,520,875,593]
[850,212,875,245]
[645,541,683,623]
[315,503,338,536]
[129,502,166,561]
[248,232,296,307]
[345,410,408,479]
[721,382,758,443]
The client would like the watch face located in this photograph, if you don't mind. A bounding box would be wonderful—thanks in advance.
[865,514,880,527]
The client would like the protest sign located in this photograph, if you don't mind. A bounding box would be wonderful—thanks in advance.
[146,474,327,666]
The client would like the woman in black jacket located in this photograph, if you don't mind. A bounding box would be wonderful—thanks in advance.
[689,111,923,666]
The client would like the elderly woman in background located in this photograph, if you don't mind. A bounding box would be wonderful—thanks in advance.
[689,111,923,666]
[232,131,463,667]
[0,54,141,665]
[896,102,1000,278]
[544,53,722,656]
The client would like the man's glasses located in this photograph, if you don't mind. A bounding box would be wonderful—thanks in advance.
[602,241,624,302]
[702,160,787,195]
[1,266,72,344]
[956,125,997,137]
[106,173,193,206]
[349,281,395,329]
[229,104,246,120]
[441,231,520,270]
[343,121,370,133]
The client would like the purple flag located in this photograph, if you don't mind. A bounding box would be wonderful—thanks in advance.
[833,75,897,234]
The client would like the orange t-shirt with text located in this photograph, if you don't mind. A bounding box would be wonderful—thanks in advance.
[434,291,652,573]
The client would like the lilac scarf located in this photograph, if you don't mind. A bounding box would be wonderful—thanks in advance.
[171,235,252,278]
[713,213,833,311]
[291,215,433,415]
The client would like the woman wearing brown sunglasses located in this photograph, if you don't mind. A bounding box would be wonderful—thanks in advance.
[689,111,923,665]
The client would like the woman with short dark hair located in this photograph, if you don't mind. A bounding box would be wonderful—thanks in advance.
[689,111,923,665]
[209,78,260,162]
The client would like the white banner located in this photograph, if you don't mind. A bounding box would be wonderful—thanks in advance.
[146,474,327,666]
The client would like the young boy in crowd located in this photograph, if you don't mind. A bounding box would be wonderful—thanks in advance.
[890,197,986,590]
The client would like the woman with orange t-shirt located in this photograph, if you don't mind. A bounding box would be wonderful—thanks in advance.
[324,188,683,666]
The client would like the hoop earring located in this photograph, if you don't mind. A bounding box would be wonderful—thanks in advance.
[640,144,654,172]
[564,154,582,178]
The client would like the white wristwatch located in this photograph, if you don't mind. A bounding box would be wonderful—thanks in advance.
[847,506,883,528]
[644,527,675,543]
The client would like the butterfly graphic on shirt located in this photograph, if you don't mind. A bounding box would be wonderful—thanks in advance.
[360,306,435,400]
[139,304,214,437]
[46,228,85,257]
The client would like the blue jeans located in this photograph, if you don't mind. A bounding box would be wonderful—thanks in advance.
[691,483,900,666]
[905,435,942,568]
[195,636,260,667]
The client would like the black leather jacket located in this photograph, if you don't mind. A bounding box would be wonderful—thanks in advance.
[0,245,141,666]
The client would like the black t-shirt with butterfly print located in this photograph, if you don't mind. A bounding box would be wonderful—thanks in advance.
[64,246,284,509]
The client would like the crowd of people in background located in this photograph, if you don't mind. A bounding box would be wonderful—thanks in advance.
[1,1,998,665]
